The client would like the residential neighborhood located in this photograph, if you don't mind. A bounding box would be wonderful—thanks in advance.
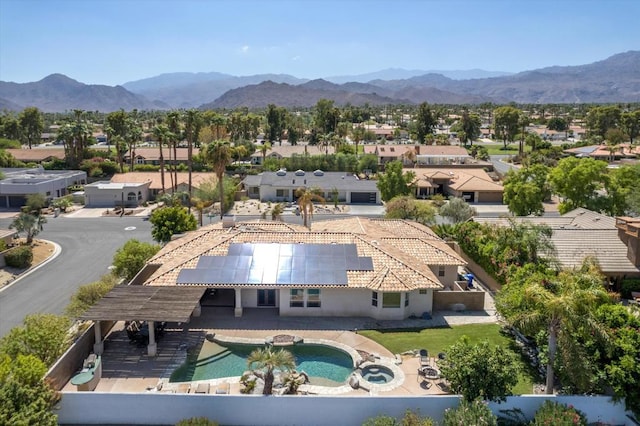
[1,1,640,424]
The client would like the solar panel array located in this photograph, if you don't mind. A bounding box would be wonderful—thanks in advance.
[177,243,373,286]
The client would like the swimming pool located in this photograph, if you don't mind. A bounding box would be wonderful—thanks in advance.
[170,340,354,386]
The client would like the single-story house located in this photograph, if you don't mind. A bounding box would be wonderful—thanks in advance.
[242,169,381,204]
[474,208,640,282]
[124,148,200,166]
[564,144,640,161]
[4,148,66,164]
[110,172,216,199]
[139,218,467,320]
[0,167,87,208]
[84,181,151,208]
[415,145,471,166]
[409,168,503,203]
[250,144,333,166]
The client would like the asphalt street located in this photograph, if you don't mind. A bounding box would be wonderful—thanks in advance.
[0,216,154,337]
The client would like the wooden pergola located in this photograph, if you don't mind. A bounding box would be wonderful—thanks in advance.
[82,286,207,356]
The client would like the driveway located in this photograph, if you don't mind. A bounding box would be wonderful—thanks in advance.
[0,215,154,337]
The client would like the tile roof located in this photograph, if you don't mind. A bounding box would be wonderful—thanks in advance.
[126,148,201,161]
[5,148,66,162]
[251,144,333,158]
[111,172,216,190]
[417,146,470,156]
[143,218,463,291]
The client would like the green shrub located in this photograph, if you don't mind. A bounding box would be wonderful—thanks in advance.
[362,410,435,426]
[0,240,7,252]
[620,278,640,299]
[442,399,497,426]
[175,417,218,426]
[65,274,120,318]
[134,164,160,172]
[531,400,587,426]
[4,245,33,268]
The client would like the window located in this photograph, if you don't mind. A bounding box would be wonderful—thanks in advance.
[419,289,428,295]
[276,189,287,198]
[290,289,304,308]
[405,293,409,307]
[127,192,137,201]
[249,187,259,195]
[438,265,446,277]
[382,292,401,308]
[371,291,378,307]
[135,157,145,164]
[307,289,321,308]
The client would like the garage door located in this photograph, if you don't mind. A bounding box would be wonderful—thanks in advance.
[350,192,377,204]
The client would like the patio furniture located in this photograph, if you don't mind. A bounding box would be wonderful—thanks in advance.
[194,382,210,394]
[71,354,102,391]
[418,366,440,381]
[419,349,429,366]
[215,383,230,394]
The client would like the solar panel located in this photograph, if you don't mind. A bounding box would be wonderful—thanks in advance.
[177,243,371,286]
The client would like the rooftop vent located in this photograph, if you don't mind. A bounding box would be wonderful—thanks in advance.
[276,169,286,176]
[294,169,305,176]
[313,170,324,176]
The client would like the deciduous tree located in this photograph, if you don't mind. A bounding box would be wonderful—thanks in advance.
[503,164,550,216]
[415,102,435,144]
[376,161,414,202]
[548,157,607,214]
[385,196,435,226]
[0,314,70,366]
[112,239,161,282]
[438,197,476,224]
[439,337,520,402]
[149,205,197,243]
[18,107,44,149]
[494,106,521,149]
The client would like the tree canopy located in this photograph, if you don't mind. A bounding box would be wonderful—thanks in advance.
[149,205,197,243]
[438,197,476,224]
[503,164,550,216]
[439,337,520,402]
[112,239,161,282]
[376,161,414,202]
[384,196,436,226]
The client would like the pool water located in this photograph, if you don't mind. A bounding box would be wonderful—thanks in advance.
[170,341,353,386]
[360,365,394,384]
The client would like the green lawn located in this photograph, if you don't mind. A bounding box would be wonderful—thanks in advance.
[358,323,538,394]
[482,143,531,155]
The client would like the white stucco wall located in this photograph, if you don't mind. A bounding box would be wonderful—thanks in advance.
[56,393,634,426]
[429,265,459,288]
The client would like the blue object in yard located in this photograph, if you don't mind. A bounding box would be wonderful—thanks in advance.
[464,273,475,289]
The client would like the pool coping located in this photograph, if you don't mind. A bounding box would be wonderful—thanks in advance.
[164,332,405,395]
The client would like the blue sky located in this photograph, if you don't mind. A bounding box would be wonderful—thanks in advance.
[1,0,638,86]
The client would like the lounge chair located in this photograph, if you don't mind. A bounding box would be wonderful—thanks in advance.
[215,383,230,394]
[419,349,429,366]
[194,382,210,394]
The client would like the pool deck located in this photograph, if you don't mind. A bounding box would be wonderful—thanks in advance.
[62,307,492,396]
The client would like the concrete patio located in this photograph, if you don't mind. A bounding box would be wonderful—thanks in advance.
[62,306,478,396]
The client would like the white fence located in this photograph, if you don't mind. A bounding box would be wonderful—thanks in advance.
[57,393,635,425]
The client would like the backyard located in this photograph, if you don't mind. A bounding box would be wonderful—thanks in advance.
[359,323,538,395]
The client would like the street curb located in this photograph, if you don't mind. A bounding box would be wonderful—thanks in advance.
[0,240,62,294]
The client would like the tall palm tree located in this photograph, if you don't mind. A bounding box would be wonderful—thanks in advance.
[167,111,182,194]
[152,125,170,194]
[295,186,325,229]
[204,140,232,219]
[259,142,272,165]
[351,124,365,157]
[497,260,610,394]
[184,109,202,207]
[247,347,296,395]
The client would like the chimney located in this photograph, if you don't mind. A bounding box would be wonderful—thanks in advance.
[616,217,640,267]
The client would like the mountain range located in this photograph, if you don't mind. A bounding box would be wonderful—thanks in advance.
[1,51,638,112]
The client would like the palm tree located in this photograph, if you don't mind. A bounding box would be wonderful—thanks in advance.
[497,260,610,394]
[259,142,272,166]
[10,212,46,244]
[167,111,182,194]
[184,109,202,207]
[295,186,325,228]
[351,124,365,157]
[247,347,296,395]
[152,125,170,194]
[204,140,232,219]
[271,203,284,221]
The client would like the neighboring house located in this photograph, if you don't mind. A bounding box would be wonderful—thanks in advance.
[124,148,201,166]
[249,144,333,166]
[242,169,381,204]
[4,148,66,164]
[564,144,640,161]
[84,181,151,208]
[140,218,467,320]
[110,172,216,199]
[364,124,396,140]
[409,168,503,203]
[0,167,87,208]
[474,208,640,282]
[415,145,471,166]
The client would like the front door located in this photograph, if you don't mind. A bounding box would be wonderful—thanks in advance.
[257,289,276,307]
